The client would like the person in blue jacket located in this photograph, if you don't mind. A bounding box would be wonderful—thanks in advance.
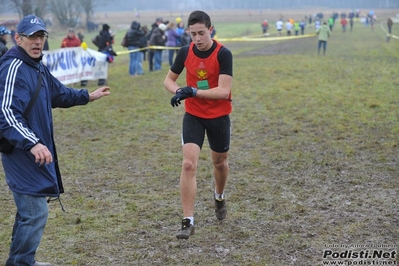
[0,15,111,266]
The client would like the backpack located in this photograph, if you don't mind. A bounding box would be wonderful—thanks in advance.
[121,33,128,47]
[92,35,101,47]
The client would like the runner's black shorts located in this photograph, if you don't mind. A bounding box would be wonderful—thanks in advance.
[182,112,231,153]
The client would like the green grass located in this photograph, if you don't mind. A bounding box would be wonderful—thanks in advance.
[1,15,399,265]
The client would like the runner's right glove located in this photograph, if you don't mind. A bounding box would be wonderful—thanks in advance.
[170,86,198,107]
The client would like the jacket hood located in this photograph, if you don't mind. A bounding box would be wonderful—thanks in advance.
[131,21,141,30]
[102,23,110,31]
[0,45,41,69]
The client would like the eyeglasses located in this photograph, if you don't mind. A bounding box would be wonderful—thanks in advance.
[19,33,48,40]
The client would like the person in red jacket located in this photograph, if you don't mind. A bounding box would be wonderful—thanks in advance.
[61,28,81,48]
[341,17,348,33]
[61,28,88,86]
[164,10,233,240]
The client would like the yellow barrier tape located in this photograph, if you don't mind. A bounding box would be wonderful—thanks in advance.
[116,45,180,55]
[217,33,316,42]
[115,33,317,55]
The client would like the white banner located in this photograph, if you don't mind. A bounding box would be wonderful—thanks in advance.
[42,47,108,85]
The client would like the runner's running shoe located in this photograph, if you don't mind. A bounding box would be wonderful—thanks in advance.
[215,197,227,220]
[176,218,195,239]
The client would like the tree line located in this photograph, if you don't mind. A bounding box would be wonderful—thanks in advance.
[0,0,102,28]
[0,0,397,30]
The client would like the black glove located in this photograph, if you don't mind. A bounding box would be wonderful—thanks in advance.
[170,86,197,107]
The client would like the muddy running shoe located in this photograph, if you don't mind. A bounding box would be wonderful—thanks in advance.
[215,197,227,220]
[176,218,195,239]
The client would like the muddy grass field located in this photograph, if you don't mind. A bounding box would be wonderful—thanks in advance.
[0,8,398,266]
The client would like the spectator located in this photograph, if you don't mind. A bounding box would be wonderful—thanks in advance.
[87,21,98,33]
[316,21,331,55]
[139,25,149,68]
[300,20,306,35]
[77,28,84,43]
[276,19,284,36]
[125,20,145,76]
[61,28,81,48]
[328,17,334,31]
[0,26,11,57]
[149,23,167,71]
[370,14,376,32]
[97,23,114,85]
[341,17,348,32]
[211,25,217,39]
[180,27,191,46]
[60,28,89,87]
[294,21,300,35]
[285,20,293,36]
[261,19,268,35]
[9,25,16,45]
[148,17,165,71]
[349,17,354,32]
[175,21,185,46]
[166,22,180,66]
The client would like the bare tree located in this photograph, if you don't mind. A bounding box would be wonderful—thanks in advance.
[9,0,33,17]
[79,0,96,30]
[48,0,82,28]
[5,0,48,18]
[33,0,48,19]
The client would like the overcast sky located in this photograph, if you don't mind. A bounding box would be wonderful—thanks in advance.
[95,0,398,12]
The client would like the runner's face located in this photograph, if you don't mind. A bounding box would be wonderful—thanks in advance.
[189,23,213,51]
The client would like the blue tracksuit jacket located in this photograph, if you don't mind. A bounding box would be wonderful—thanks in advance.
[0,45,90,197]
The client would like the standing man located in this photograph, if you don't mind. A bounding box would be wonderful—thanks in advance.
[316,21,331,55]
[148,17,165,71]
[0,15,110,266]
[387,17,393,34]
[349,17,354,32]
[285,19,293,36]
[164,10,233,240]
[149,23,167,71]
[125,20,145,76]
[276,19,283,36]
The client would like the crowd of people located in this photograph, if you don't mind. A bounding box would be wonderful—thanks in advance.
[121,16,195,76]
[0,14,196,85]
[259,10,395,55]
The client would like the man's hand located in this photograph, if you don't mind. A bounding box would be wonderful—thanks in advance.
[170,86,197,107]
[89,86,111,102]
[30,143,53,165]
